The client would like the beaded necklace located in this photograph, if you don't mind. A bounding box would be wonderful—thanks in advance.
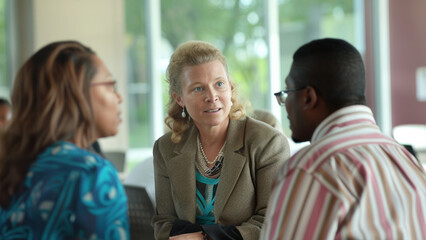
[196,135,225,178]
[198,137,225,165]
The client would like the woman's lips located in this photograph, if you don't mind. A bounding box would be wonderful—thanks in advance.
[205,108,221,113]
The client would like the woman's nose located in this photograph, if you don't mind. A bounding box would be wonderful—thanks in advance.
[205,88,218,102]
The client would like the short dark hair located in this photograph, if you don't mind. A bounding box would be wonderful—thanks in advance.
[290,38,366,111]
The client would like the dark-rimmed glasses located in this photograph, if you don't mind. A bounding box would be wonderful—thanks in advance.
[91,80,118,92]
[274,87,306,106]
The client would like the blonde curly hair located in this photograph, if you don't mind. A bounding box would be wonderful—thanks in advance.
[165,40,245,143]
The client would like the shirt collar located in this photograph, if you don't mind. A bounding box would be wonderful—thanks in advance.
[311,105,377,143]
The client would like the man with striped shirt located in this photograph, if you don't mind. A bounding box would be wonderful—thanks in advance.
[262,38,426,239]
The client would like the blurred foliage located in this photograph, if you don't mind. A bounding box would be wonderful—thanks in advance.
[279,0,353,23]
[162,0,261,51]
[125,0,146,35]
[0,0,7,86]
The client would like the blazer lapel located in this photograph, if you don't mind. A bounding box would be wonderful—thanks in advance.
[214,118,247,220]
[167,126,198,222]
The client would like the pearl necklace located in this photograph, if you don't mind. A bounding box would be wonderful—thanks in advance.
[198,136,225,165]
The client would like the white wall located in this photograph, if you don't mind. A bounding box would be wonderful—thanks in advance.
[13,0,129,151]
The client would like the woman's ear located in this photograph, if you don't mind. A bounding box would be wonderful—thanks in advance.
[303,86,318,110]
[173,93,184,108]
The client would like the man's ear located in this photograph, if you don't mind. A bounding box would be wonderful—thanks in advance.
[173,93,184,108]
[303,86,318,110]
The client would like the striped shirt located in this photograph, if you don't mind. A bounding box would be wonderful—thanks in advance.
[261,105,426,240]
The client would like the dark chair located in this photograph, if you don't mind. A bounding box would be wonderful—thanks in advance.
[403,144,418,158]
[104,151,126,172]
[124,185,155,240]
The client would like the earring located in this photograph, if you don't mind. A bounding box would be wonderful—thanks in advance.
[181,107,186,118]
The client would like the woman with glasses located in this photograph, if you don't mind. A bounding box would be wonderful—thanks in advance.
[0,41,128,239]
[152,40,290,240]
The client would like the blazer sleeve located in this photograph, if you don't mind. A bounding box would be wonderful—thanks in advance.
[152,139,176,240]
[236,128,290,239]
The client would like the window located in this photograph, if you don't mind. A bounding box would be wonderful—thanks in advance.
[161,0,270,115]
[278,0,364,136]
[125,0,150,148]
[124,0,365,160]
[0,0,10,97]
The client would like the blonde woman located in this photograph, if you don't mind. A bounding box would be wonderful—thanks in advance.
[153,40,290,240]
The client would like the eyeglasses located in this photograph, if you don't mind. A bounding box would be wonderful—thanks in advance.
[274,87,306,106]
[91,80,118,92]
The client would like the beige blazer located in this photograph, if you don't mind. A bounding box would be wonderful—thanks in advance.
[152,116,290,240]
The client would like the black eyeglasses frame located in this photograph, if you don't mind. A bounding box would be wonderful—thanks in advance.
[273,87,307,106]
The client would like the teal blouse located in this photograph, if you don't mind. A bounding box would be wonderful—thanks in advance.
[195,170,220,225]
[0,141,129,240]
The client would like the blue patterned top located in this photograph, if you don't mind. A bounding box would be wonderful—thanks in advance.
[195,170,219,225]
[0,141,129,240]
